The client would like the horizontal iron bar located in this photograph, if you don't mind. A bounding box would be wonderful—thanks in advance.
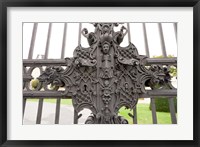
[23,89,177,98]
[140,89,177,97]
[23,91,72,98]
[23,57,177,66]
[23,59,67,66]
[145,57,177,65]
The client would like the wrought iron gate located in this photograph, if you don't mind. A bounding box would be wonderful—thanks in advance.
[23,23,177,124]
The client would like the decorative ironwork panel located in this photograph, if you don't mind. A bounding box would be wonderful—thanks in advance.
[32,23,175,124]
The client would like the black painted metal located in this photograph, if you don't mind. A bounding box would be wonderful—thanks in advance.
[32,23,177,124]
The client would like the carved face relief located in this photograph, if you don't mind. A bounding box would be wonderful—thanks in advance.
[102,25,110,34]
[102,43,110,54]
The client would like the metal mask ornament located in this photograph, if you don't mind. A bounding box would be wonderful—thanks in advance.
[38,23,170,124]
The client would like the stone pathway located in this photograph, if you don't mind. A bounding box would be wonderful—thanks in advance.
[23,101,91,125]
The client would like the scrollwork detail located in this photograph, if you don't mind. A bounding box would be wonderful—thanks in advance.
[36,23,175,124]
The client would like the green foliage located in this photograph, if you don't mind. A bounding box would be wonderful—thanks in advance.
[169,66,177,77]
[31,79,39,89]
[149,97,177,112]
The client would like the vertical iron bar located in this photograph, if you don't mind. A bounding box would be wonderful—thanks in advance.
[25,23,38,121]
[56,23,68,123]
[44,23,52,59]
[173,23,177,42]
[158,23,167,57]
[150,98,157,124]
[143,23,157,124]
[55,98,61,124]
[22,98,26,118]
[133,107,137,124]
[36,98,43,124]
[74,110,78,124]
[127,23,131,42]
[168,98,177,124]
[78,23,82,45]
[158,23,177,124]
[36,23,52,124]
[61,23,67,59]
[143,23,150,57]
[28,23,38,59]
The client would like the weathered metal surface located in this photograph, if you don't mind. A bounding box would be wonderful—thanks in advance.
[29,23,177,124]
[23,57,177,66]
[23,89,177,98]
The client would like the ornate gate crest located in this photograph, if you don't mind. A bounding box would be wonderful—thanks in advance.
[38,23,169,124]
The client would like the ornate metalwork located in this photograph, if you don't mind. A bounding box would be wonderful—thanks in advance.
[37,23,171,124]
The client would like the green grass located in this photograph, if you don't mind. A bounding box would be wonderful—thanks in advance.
[27,99,173,124]
[118,104,172,124]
